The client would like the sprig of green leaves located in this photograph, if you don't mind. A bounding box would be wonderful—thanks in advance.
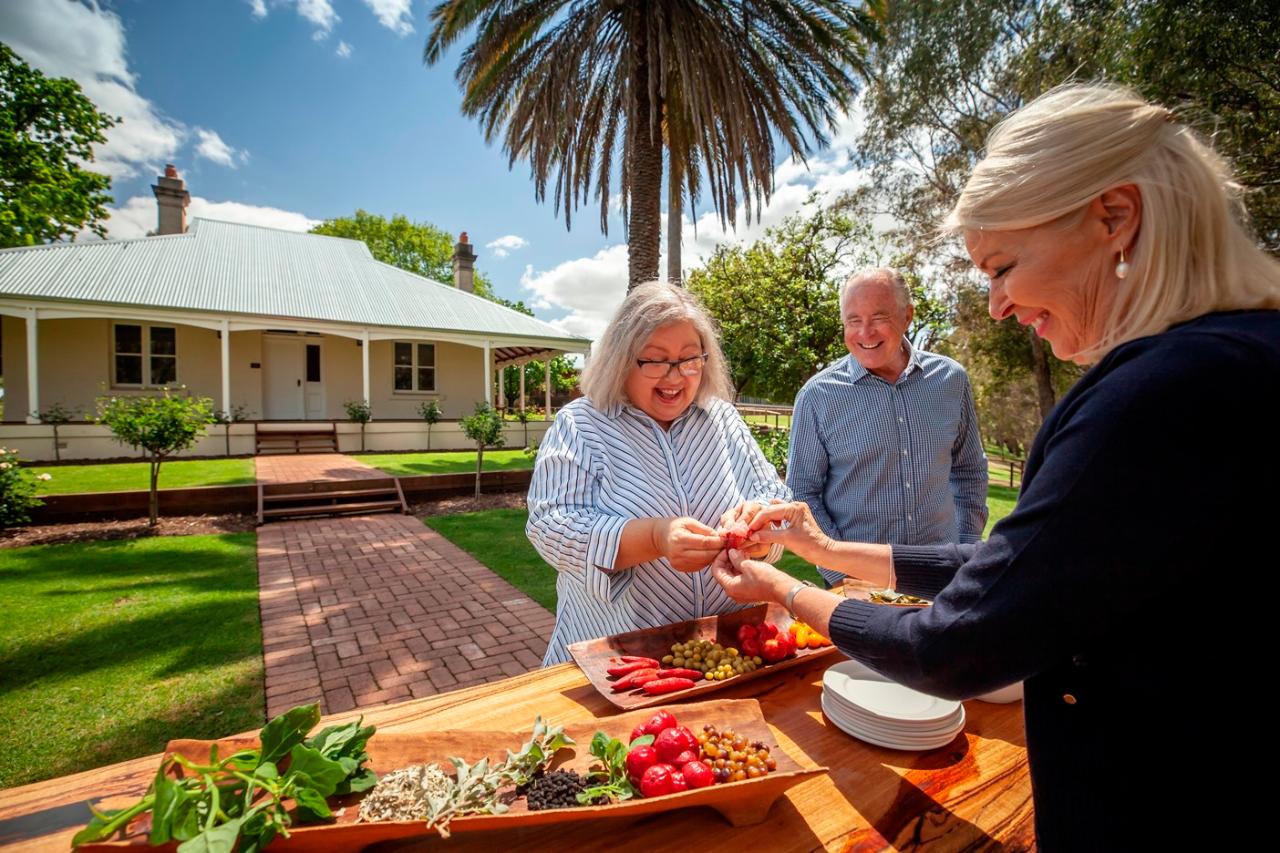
[72,704,376,853]
[576,731,645,805]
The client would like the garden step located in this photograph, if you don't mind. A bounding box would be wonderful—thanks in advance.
[260,499,403,519]
[254,424,339,455]
[262,487,397,502]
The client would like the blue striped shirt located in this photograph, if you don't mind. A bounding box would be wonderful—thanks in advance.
[527,396,791,665]
[787,342,988,587]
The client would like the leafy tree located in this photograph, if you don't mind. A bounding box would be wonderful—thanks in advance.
[343,400,372,451]
[687,196,950,403]
[95,390,215,526]
[459,402,505,498]
[310,210,495,297]
[424,1,881,289]
[0,43,117,247]
[418,399,443,450]
[491,295,577,406]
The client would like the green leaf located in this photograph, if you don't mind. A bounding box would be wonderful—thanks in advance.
[292,786,333,821]
[259,704,320,765]
[177,818,243,853]
[339,768,379,794]
[305,719,373,759]
[630,734,655,748]
[253,761,279,780]
[148,770,185,845]
[285,743,347,798]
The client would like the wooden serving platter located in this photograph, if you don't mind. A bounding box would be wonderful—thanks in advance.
[76,698,824,851]
[567,603,839,710]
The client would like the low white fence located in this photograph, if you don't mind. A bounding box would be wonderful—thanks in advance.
[0,419,553,462]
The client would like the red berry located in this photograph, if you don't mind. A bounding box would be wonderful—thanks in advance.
[654,726,699,764]
[630,724,648,744]
[673,749,699,766]
[669,771,688,793]
[642,710,678,737]
[681,760,715,789]
[639,763,675,798]
[625,745,659,785]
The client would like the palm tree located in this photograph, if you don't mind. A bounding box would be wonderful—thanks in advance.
[425,1,882,290]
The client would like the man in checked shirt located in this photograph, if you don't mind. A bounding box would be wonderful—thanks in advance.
[787,267,989,589]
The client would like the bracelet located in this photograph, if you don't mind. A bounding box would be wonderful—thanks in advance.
[784,580,816,618]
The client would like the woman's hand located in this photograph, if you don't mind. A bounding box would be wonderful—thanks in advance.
[717,501,771,558]
[745,501,834,564]
[653,516,725,572]
[710,548,794,604]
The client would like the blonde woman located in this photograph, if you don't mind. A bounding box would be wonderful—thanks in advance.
[712,84,1280,849]
[528,282,788,665]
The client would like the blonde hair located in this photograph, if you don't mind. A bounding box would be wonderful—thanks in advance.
[580,281,734,410]
[947,83,1280,362]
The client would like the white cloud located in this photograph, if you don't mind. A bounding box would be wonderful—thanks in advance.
[2,0,183,179]
[193,129,248,168]
[519,246,630,342]
[296,0,340,38]
[336,40,353,58]
[362,0,415,35]
[103,195,320,240]
[246,0,267,18]
[485,234,529,258]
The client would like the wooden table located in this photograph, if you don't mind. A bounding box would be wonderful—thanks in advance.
[0,657,1034,851]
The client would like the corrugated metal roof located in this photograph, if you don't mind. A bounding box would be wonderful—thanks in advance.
[0,219,588,348]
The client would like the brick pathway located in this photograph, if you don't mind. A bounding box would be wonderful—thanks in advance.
[254,453,385,484]
[256,513,556,717]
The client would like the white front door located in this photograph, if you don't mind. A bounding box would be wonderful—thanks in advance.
[263,336,304,420]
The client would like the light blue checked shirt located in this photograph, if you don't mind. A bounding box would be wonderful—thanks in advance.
[527,396,790,665]
[787,342,988,587]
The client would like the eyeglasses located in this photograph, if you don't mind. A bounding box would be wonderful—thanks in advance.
[635,353,708,379]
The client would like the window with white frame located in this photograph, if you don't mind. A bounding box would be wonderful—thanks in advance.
[393,342,436,391]
[113,323,177,387]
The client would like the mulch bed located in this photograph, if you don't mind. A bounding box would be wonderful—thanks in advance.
[2,492,528,549]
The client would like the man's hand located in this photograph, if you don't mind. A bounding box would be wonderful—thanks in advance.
[653,516,725,572]
[710,548,794,603]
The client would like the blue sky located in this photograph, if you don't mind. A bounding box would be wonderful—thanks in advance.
[2,0,870,341]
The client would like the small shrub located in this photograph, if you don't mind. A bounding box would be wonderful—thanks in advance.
[38,402,75,462]
[752,425,789,477]
[418,399,443,451]
[0,447,50,528]
[460,402,506,498]
[96,388,215,525]
[344,400,372,451]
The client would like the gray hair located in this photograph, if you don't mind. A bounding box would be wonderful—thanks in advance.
[581,281,735,409]
[839,267,912,317]
[947,83,1280,362]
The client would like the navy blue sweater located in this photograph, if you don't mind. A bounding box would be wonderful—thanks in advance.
[828,310,1280,850]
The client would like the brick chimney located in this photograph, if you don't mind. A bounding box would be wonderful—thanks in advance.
[452,231,477,293]
[152,164,190,235]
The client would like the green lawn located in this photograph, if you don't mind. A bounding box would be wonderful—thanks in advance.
[30,458,256,495]
[424,509,556,610]
[426,486,1019,610]
[363,449,534,477]
[741,413,793,429]
[0,534,263,788]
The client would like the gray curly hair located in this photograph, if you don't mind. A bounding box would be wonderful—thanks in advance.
[581,281,735,410]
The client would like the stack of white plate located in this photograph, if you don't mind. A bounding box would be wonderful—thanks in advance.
[821,660,966,751]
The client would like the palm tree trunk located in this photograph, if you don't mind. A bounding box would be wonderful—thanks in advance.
[627,25,663,290]
[1028,328,1057,419]
[667,156,682,284]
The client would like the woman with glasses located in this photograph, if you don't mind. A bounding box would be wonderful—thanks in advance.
[527,281,789,664]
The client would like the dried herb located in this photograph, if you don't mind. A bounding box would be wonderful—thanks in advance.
[357,716,573,837]
[72,704,376,853]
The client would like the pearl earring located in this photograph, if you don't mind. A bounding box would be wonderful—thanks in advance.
[1116,248,1131,280]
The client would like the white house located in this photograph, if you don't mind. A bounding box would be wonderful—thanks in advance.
[0,167,590,460]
